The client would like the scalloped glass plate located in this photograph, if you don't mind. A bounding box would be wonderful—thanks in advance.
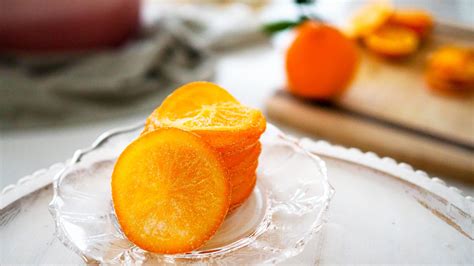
[48,124,334,264]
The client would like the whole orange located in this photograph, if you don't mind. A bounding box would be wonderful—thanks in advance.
[286,21,359,99]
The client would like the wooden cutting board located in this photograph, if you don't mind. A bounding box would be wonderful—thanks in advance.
[266,23,474,182]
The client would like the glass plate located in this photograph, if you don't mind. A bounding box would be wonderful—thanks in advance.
[48,124,334,264]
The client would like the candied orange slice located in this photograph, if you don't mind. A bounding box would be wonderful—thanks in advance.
[112,128,231,254]
[350,3,393,38]
[389,9,433,38]
[223,141,261,170]
[363,25,419,57]
[229,159,258,188]
[230,173,257,210]
[152,81,239,121]
[143,81,266,150]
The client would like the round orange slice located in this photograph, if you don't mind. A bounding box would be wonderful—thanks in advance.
[229,159,258,188]
[112,128,231,254]
[223,141,261,170]
[151,81,239,122]
[143,81,266,150]
[230,173,257,210]
[350,3,393,38]
[388,9,433,38]
[363,25,419,57]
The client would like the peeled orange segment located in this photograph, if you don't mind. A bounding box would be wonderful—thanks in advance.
[230,174,257,209]
[363,25,419,57]
[388,10,433,38]
[112,128,231,254]
[350,3,393,38]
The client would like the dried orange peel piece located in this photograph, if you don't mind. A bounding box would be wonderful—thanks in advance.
[363,25,419,57]
[112,128,231,254]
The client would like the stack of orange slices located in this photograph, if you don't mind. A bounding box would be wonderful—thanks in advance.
[112,81,266,254]
[142,81,266,209]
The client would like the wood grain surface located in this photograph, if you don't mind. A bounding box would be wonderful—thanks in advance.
[266,23,474,181]
[337,24,474,147]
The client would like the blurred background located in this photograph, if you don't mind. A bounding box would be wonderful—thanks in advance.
[0,0,473,192]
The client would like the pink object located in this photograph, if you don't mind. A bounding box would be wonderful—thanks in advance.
[0,0,140,52]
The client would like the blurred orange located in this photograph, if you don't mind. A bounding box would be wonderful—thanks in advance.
[286,21,359,100]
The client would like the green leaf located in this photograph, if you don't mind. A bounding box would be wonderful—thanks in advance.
[262,20,300,35]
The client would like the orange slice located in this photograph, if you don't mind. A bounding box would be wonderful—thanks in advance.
[389,9,433,38]
[363,25,419,57]
[350,3,393,38]
[152,81,239,121]
[112,128,231,254]
[144,90,266,150]
[230,173,257,210]
[223,141,261,171]
[229,159,258,188]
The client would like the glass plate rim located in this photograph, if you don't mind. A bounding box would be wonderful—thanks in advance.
[48,122,335,264]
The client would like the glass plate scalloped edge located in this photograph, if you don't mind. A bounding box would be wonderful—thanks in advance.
[46,123,335,264]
